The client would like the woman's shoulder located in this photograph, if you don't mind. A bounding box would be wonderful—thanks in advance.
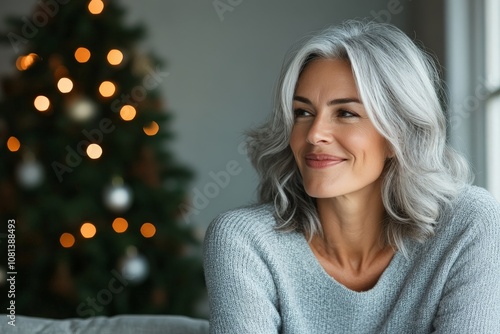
[213,202,276,222]
[446,184,500,233]
[452,184,499,216]
[205,203,279,243]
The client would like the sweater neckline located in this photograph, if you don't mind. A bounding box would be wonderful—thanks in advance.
[297,232,405,295]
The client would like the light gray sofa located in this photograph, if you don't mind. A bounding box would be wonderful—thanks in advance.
[0,314,209,333]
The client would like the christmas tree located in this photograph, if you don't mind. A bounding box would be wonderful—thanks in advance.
[0,0,205,318]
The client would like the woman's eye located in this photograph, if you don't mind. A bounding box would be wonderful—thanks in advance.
[338,109,358,118]
[293,109,312,118]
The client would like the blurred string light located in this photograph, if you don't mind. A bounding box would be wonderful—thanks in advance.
[16,53,39,71]
[99,81,116,97]
[57,77,74,93]
[75,47,91,63]
[107,49,123,66]
[119,105,136,121]
[140,222,156,238]
[86,143,103,159]
[143,121,159,136]
[112,217,128,233]
[60,233,75,248]
[7,136,21,152]
[88,0,104,15]
[80,222,97,238]
[34,95,50,112]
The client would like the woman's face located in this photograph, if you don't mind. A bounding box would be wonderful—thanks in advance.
[290,58,391,200]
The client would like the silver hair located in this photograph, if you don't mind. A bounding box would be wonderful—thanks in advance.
[246,20,472,256]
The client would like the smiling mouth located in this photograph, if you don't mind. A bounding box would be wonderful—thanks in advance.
[304,154,346,168]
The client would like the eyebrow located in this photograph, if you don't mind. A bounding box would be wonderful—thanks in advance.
[293,95,362,105]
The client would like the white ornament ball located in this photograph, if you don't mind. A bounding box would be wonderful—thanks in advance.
[16,159,44,189]
[103,183,133,213]
[121,250,149,284]
[67,97,97,122]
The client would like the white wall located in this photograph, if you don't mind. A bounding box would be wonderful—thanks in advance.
[0,0,412,230]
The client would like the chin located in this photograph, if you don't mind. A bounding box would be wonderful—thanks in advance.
[303,185,341,199]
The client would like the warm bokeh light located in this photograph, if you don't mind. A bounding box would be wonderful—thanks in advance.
[107,49,123,65]
[80,222,97,238]
[88,0,104,14]
[75,47,91,63]
[86,143,103,159]
[120,105,136,121]
[15,57,25,71]
[112,217,128,233]
[99,81,116,97]
[7,136,21,152]
[57,77,74,93]
[143,121,159,136]
[140,223,156,238]
[60,233,75,248]
[34,95,50,112]
[16,53,39,71]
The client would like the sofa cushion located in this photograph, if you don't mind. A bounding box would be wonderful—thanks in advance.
[1,314,209,334]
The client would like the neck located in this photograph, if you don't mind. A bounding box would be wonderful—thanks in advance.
[312,179,390,271]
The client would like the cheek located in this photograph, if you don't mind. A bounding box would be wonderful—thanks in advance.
[336,127,368,155]
[369,131,390,156]
[289,126,309,174]
[366,135,390,168]
[289,125,305,154]
[347,129,388,164]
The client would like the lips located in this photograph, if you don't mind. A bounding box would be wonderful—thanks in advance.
[304,154,346,168]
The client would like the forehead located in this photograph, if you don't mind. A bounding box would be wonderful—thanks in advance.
[295,58,358,96]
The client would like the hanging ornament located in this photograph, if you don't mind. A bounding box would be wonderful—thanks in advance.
[16,152,44,189]
[103,176,133,213]
[66,96,98,122]
[119,246,149,285]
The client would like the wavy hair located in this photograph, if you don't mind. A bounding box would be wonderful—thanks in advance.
[246,20,472,255]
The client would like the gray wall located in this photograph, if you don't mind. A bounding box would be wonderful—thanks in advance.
[0,0,417,231]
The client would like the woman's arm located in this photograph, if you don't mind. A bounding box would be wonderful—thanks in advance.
[203,210,281,333]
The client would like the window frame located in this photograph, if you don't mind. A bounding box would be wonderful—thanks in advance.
[485,0,500,200]
[445,0,500,200]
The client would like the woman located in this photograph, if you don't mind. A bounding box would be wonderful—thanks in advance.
[203,20,500,333]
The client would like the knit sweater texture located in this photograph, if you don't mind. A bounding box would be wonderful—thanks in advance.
[203,185,500,333]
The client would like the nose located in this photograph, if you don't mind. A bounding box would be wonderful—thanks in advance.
[306,115,332,145]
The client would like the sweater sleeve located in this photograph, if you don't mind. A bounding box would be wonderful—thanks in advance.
[203,209,281,334]
[432,190,500,333]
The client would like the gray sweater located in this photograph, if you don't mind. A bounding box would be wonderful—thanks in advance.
[203,185,500,333]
